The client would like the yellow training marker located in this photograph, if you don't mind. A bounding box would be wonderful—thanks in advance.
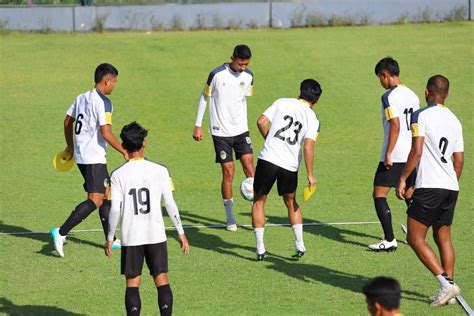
[303,184,316,202]
[53,150,75,172]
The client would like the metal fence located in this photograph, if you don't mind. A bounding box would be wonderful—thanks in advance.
[0,0,471,31]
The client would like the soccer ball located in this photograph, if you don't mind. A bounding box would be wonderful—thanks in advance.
[240,177,254,201]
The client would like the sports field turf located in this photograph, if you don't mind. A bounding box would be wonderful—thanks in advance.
[0,22,473,315]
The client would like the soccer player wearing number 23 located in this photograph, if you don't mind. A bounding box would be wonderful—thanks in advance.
[252,79,322,260]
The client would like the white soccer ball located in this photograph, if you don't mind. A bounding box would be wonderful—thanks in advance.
[240,177,254,201]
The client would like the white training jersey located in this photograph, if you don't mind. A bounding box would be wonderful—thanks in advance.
[380,85,420,162]
[110,159,176,246]
[66,89,113,164]
[258,98,320,172]
[411,104,463,191]
[203,63,253,137]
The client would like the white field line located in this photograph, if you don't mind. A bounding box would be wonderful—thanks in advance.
[0,221,379,236]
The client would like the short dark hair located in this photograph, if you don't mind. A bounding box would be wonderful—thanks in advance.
[427,75,449,95]
[120,122,148,152]
[233,44,252,59]
[94,63,119,84]
[299,79,322,104]
[375,57,400,76]
[363,277,401,310]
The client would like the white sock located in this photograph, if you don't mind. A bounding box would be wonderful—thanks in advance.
[436,274,452,289]
[292,224,306,252]
[254,227,265,254]
[223,199,236,225]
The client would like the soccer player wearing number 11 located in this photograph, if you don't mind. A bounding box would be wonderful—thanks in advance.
[252,79,322,260]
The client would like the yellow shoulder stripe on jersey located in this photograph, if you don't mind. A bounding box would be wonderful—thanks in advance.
[313,132,319,142]
[170,178,175,191]
[248,85,254,96]
[384,107,394,120]
[411,123,419,137]
[204,84,212,97]
[105,112,112,125]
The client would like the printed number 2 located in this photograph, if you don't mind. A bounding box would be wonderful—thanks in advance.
[274,115,303,145]
[75,114,84,135]
[439,137,449,163]
[128,188,151,215]
[403,108,413,131]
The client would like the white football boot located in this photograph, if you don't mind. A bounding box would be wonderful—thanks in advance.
[430,284,460,307]
[112,239,121,250]
[368,239,398,252]
[50,227,66,257]
[226,224,238,232]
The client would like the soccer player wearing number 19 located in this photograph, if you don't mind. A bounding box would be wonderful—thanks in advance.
[106,122,190,316]
[396,75,464,307]
[252,79,322,260]
[50,63,128,257]
[369,57,420,252]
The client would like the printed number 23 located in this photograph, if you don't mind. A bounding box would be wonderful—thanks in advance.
[274,115,303,145]
[129,188,151,215]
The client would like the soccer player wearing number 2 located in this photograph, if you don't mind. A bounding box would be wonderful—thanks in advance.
[397,75,464,307]
[50,63,128,257]
[252,79,322,260]
[369,57,420,252]
[106,122,190,316]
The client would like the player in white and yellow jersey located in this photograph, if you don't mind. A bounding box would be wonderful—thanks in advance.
[369,57,420,252]
[193,45,255,231]
[50,63,128,257]
[397,75,464,307]
[252,79,321,260]
[106,122,189,316]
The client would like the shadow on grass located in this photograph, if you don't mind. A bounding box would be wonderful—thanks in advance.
[177,210,253,232]
[263,254,427,303]
[0,297,86,316]
[240,212,381,249]
[0,221,103,257]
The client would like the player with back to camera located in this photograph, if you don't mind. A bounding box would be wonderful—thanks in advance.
[369,57,420,252]
[396,75,464,307]
[193,44,255,232]
[106,122,190,316]
[363,276,403,316]
[252,79,321,260]
[50,63,128,257]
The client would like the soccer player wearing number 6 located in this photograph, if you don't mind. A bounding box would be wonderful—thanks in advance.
[106,122,190,316]
[396,75,464,307]
[369,57,420,252]
[50,63,128,257]
[252,79,321,260]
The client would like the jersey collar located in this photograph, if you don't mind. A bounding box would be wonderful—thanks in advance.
[298,99,312,107]
[129,157,144,161]
[427,103,446,108]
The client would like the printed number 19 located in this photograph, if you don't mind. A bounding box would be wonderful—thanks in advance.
[128,188,151,215]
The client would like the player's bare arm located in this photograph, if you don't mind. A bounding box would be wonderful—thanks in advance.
[453,152,464,180]
[385,117,400,169]
[303,138,317,187]
[64,115,75,160]
[257,115,270,139]
[396,136,423,199]
[178,234,190,254]
[101,124,129,160]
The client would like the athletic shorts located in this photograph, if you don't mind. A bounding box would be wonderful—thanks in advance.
[254,159,298,197]
[407,188,458,227]
[212,131,253,164]
[77,164,109,194]
[121,241,168,278]
[373,162,416,188]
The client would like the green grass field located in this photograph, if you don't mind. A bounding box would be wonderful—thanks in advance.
[1,22,473,315]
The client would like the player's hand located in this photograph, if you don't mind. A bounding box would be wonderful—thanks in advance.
[193,126,203,141]
[104,240,113,257]
[178,234,190,254]
[307,175,317,188]
[122,151,129,161]
[64,146,74,161]
[396,180,406,200]
[384,154,393,169]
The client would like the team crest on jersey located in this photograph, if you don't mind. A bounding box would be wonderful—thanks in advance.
[220,151,227,160]
[240,81,245,89]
